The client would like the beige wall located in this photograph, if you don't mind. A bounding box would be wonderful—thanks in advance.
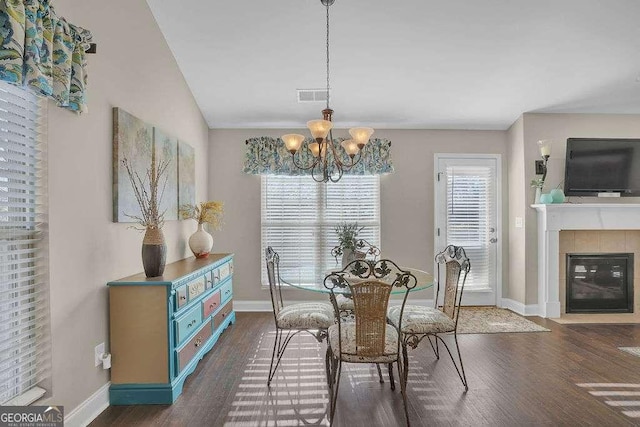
[208,128,509,303]
[42,0,209,412]
[518,113,640,305]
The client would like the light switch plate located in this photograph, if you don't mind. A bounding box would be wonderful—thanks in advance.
[95,342,105,367]
[515,217,523,228]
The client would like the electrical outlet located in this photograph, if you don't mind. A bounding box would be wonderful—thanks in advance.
[515,217,523,228]
[95,342,105,367]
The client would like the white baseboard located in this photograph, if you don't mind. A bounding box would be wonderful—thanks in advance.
[234,299,434,312]
[234,300,273,312]
[64,382,110,427]
[500,298,539,316]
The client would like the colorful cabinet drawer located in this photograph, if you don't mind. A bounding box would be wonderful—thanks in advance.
[108,253,235,405]
[177,319,213,372]
[202,290,221,318]
[220,280,233,303]
[213,300,234,330]
[175,304,203,345]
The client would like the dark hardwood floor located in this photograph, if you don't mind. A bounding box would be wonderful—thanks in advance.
[91,312,640,426]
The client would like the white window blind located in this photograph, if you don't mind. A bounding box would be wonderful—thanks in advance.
[0,81,50,404]
[261,175,380,286]
[446,165,493,289]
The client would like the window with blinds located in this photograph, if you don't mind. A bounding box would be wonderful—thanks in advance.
[0,81,50,405]
[261,175,380,287]
[446,165,494,289]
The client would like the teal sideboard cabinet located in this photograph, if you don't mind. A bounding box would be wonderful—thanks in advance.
[107,253,235,404]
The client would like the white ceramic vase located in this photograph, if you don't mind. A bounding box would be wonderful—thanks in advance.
[188,223,213,259]
[341,247,366,268]
[341,248,356,268]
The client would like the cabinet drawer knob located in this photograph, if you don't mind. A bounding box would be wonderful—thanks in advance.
[195,338,202,348]
[180,295,186,300]
[210,303,216,309]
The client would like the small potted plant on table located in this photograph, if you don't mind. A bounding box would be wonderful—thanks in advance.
[331,222,380,268]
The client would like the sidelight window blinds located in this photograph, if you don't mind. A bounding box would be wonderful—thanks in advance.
[0,81,50,405]
[261,175,380,287]
[446,165,493,289]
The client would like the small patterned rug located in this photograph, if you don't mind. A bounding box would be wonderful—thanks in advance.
[456,307,550,334]
[619,347,640,357]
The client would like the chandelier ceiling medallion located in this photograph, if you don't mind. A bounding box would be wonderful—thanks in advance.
[281,0,374,183]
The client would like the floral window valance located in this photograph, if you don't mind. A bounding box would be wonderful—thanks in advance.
[243,136,394,176]
[0,0,92,113]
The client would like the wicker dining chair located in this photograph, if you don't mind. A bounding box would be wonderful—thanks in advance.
[331,239,381,315]
[265,246,335,386]
[387,245,471,391]
[331,242,388,385]
[324,259,417,425]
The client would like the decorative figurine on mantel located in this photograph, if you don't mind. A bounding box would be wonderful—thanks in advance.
[180,201,224,258]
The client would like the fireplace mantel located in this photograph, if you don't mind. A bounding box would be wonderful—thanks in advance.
[533,203,640,318]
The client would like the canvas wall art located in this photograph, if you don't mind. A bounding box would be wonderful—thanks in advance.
[113,108,194,223]
[178,141,195,209]
[153,128,178,220]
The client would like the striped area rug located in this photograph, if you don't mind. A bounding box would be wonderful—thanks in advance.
[620,347,640,358]
[577,383,640,420]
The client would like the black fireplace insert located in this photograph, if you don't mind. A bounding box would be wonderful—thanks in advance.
[566,253,634,313]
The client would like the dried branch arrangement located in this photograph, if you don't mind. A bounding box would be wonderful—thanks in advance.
[180,201,224,229]
[122,138,171,229]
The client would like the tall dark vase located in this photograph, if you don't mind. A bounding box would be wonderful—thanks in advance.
[142,227,166,278]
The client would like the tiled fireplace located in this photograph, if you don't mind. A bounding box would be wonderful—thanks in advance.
[534,204,640,318]
[563,249,634,313]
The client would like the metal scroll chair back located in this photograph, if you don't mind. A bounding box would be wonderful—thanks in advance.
[265,246,284,320]
[435,245,471,326]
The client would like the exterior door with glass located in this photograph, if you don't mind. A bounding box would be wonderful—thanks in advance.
[434,154,501,306]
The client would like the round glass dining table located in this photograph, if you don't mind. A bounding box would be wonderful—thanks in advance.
[281,266,434,294]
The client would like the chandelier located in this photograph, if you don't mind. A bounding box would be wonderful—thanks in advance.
[281,0,374,183]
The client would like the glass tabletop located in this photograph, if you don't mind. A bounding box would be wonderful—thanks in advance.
[282,266,434,295]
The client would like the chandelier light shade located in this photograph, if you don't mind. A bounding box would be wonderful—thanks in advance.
[349,127,374,148]
[307,119,333,141]
[282,134,305,154]
[281,0,377,183]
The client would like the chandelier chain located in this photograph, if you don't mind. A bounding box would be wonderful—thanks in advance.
[325,1,330,109]
[277,0,375,183]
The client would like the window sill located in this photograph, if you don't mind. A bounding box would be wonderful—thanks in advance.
[4,386,46,406]
[464,287,494,293]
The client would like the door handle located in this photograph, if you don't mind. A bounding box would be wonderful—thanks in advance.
[490,237,498,243]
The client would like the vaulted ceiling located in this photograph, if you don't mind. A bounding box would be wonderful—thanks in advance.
[147,0,640,130]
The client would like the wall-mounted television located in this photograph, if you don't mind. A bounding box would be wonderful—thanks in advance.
[564,138,640,197]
